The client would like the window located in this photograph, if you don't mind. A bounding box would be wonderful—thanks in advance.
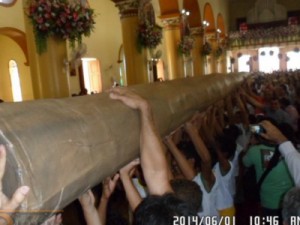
[238,55,251,72]
[286,51,300,71]
[9,60,22,102]
[258,47,280,73]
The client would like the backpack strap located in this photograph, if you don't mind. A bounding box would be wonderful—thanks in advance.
[257,145,281,189]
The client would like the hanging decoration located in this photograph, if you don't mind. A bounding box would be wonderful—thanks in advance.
[137,0,162,53]
[178,36,194,57]
[178,9,194,57]
[215,46,224,59]
[202,42,212,56]
[27,0,95,54]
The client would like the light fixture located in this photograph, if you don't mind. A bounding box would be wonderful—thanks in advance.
[181,9,190,16]
[203,21,210,28]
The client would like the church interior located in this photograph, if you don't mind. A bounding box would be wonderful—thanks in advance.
[0,0,300,224]
[0,0,299,102]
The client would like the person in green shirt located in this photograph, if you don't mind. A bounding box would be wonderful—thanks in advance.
[242,130,294,223]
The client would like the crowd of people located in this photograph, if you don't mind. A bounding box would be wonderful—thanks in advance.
[1,70,300,225]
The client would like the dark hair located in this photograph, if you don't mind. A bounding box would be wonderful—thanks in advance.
[282,187,300,225]
[177,139,201,170]
[279,97,291,108]
[216,135,237,160]
[222,125,242,142]
[277,122,298,146]
[170,179,202,212]
[133,193,198,225]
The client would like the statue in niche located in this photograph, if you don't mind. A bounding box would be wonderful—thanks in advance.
[138,0,155,25]
[247,0,287,24]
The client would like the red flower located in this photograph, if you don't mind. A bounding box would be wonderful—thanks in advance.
[27,0,95,54]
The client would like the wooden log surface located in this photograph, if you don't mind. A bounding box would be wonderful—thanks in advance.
[0,73,247,222]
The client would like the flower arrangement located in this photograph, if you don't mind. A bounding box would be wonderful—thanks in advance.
[27,0,95,54]
[202,41,212,56]
[137,20,162,51]
[178,35,194,57]
[215,46,223,59]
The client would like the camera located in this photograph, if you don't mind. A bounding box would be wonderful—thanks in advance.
[250,125,265,134]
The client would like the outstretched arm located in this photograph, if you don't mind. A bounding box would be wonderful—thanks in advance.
[184,119,215,191]
[236,92,249,128]
[119,159,143,211]
[165,129,196,180]
[109,88,172,195]
[98,174,120,225]
[241,91,264,109]
[79,190,101,225]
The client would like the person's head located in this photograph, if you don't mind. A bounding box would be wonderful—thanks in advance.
[282,187,300,225]
[275,84,288,98]
[177,138,201,170]
[262,87,274,101]
[222,125,241,143]
[133,193,198,225]
[279,98,291,109]
[270,98,280,111]
[216,134,237,160]
[170,178,202,212]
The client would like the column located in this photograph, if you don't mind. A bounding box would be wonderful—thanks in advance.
[279,48,287,71]
[112,0,148,85]
[190,27,204,76]
[209,34,218,74]
[24,16,70,99]
[220,53,227,74]
[161,15,183,80]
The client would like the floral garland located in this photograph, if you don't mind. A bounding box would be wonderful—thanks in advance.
[215,46,223,59]
[202,41,212,56]
[228,25,300,47]
[137,20,162,51]
[27,0,95,54]
[178,35,194,57]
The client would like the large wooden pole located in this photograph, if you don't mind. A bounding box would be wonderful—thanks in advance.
[0,73,247,223]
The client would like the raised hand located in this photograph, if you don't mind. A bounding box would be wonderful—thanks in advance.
[0,145,30,225]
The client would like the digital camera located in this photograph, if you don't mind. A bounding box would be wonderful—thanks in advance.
[250,125,265,134]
